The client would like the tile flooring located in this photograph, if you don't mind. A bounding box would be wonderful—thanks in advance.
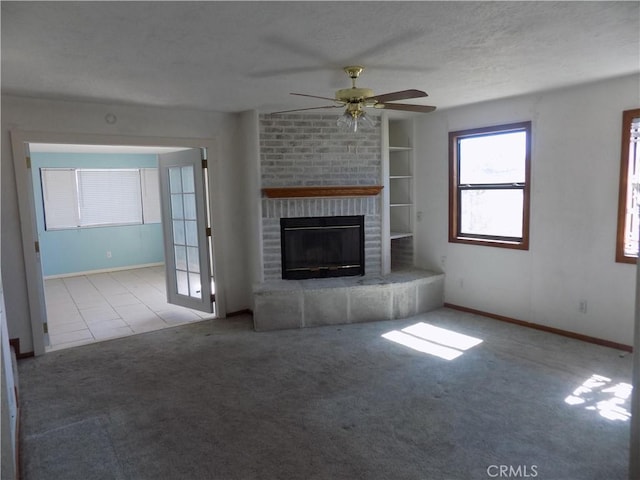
[44,266,214,351]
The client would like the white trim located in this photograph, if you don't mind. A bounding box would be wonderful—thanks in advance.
[11,135,46,355]
[381,112,391,275]
[29,143,186,154]
[10,129,227,356]
[630,250,640,477]
[411,120,418,267]
[43,262,165,280]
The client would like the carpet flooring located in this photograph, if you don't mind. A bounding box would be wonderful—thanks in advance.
[17,308,633,479]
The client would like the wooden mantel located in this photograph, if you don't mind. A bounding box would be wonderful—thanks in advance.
[262,185,383,199]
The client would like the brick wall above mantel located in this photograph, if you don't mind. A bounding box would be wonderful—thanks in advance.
[259,114,381,187]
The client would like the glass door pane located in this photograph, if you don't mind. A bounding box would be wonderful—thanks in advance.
[168,166,202,299]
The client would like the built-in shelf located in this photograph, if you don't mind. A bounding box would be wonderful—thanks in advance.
[262,185,383,199]
[390,232,413,240]
[386,118,415,272]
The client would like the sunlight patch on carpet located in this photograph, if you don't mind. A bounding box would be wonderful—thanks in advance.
[564,374,632,421]
[382,322,483,360]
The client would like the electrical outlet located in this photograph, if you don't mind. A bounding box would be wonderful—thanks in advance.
[106,251,112,259]
[579,300,587,314]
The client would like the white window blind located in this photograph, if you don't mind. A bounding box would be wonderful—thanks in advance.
[141,168,161,223]
[41,167,160,230]
[623,117,640,257]
[77,169,142,226]
[41,168,79,229]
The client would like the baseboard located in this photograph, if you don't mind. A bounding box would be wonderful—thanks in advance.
[44,262,164,280]
[9,338,34,359]
[226,309,253,318]
[443,303,633,352]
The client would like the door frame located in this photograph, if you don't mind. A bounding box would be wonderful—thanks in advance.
[10,129,226,356]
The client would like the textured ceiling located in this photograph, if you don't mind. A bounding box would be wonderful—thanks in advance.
[2,1,639,114]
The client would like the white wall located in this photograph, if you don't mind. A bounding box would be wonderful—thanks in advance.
[238,110,263,289]
[1,95,253,352]
[413,74,640,346]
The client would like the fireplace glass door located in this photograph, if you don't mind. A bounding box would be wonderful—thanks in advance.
[281,215,364,280]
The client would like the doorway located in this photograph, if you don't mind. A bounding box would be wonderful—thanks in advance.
[11,130,226,355]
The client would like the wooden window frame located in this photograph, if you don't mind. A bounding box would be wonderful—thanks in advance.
[449,121,532,250]
[615,108,640,264]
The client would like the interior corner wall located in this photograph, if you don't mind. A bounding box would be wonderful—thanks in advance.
[413,74,640,346]
[1,95,252,352]
[238,110,263,289]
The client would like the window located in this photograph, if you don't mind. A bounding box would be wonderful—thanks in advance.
[615,108,640,263]
[41,168,79,229]
[40,168,160,230]
[76,169,142,226]
[449,121,531,249]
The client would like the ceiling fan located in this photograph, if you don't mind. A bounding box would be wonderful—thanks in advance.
[271,65,436,132]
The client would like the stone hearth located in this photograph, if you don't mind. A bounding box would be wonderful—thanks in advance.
[253,269,444,331]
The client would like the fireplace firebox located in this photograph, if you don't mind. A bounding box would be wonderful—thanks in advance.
[280,215,365,280]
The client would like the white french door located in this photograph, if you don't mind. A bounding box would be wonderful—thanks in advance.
[158,149,214,313]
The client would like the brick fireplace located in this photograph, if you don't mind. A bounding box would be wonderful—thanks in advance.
[254,113,444,331]
[259,114,383,280]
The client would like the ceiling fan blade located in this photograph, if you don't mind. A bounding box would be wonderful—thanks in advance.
[270,105,344,115]
[291,92,344,103]
[374,103,437,113]
[366,89,428,103]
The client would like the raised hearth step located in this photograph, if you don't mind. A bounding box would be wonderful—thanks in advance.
[253,269,444,331]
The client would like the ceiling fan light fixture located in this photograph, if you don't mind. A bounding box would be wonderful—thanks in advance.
[337,103,375,133]
[359,110,376,129]
[337,110,357,132]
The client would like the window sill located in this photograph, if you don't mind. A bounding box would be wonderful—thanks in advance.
[449,236,529,251]
[615,255,637,264]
